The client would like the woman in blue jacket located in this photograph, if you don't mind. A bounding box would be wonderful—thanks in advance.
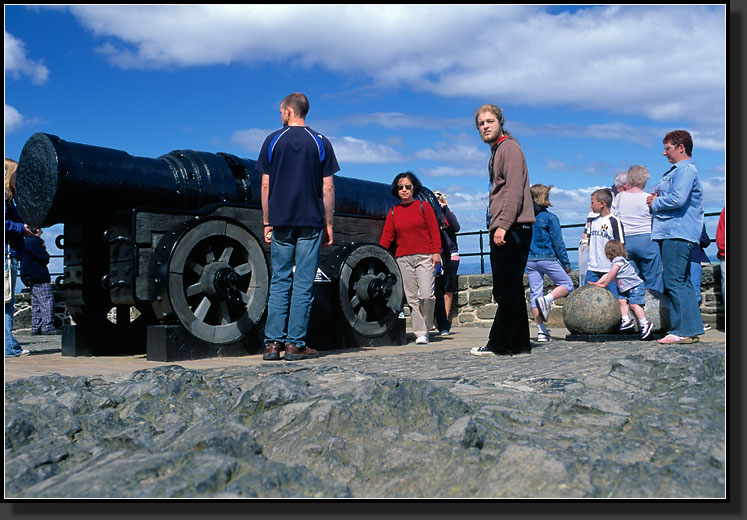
[526,184,574,342]
[5,158,35,357]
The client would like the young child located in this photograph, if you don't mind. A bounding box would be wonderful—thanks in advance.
[585,189,626,301]
[20,231,57,335]
[589,240,653,339]
[526,184,574,342]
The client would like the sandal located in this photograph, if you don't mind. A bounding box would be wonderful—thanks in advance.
[658,334,699,345]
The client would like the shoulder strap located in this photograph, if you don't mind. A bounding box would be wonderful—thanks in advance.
[488,136,510,186]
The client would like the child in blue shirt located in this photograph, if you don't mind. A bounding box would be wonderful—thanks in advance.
[527,184,574,342]
[589,240,653,339]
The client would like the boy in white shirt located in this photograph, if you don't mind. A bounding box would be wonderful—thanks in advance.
[586,188,625,288]
[585,189,626,300]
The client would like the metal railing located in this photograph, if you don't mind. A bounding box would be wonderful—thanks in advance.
[456,211,722,274]
[42,212,723,279]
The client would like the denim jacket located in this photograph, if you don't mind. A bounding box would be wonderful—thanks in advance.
[4,198,26,259]
[528,203,571,269]
[650,160,704,244]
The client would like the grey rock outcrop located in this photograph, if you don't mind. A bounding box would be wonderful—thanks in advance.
[5,346,725,498]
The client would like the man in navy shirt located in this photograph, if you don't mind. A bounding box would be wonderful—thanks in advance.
[257,93,338,361]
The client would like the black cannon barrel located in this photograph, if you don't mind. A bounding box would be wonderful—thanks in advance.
[16,133,438,229]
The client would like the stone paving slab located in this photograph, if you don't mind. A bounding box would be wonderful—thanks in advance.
[5,327,727,384]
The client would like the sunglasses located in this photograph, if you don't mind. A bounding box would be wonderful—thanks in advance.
[398,184,413,190]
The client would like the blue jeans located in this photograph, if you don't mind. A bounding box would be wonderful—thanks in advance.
[5,257,23,357]
[690,261,703,306]
[264,226,323,348]
[625,233,664,293]
[720,258,726,308]
[658,239,703,337]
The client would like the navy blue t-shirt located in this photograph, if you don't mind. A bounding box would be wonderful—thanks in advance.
[256,125,340,227]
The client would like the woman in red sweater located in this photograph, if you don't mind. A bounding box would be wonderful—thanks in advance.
[380,172,442,344]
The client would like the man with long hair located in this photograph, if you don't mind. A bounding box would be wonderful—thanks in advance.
[470,105,535,356]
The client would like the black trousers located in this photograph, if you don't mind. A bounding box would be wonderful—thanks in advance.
[487,225,532,351]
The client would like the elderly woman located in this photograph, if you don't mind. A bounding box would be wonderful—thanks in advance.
[379,171,441,345]
[611,165,664,293]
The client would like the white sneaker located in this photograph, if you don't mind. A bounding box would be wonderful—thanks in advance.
[470,345,494,356]
[415,335,429,345]
[537,331,551,343]
[640,321,654,340]
[535,296,550,322]
[703,323,712,331]
[619,319,635,331]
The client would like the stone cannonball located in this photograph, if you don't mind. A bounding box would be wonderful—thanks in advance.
[634,289,671,333]
[562,285,621,334]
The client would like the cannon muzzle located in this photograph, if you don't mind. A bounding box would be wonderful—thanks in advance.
[16,133,255,228]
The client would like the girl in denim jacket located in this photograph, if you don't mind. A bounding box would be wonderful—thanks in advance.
[526,184,574,342]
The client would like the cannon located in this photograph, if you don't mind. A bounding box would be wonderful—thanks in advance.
[15,133,444,361]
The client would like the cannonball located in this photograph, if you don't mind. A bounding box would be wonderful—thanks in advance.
[636,289,671,332]
[562,284,621,334]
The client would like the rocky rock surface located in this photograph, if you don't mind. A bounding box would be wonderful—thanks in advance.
[5,345,725,498]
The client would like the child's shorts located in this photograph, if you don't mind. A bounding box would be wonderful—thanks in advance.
[619,283,646,306]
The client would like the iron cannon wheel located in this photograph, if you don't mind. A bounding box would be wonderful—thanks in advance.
[161,218,269,344]
[337,244,403,337]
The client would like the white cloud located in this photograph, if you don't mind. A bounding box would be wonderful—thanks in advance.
[4,31,49,85]
[61,5,725,132]
[230,128,403,164]
[420,165,484,178]
[329,136,404,164]
[230,128,273,153]
[4,105,24,134]
[414,142,484,163]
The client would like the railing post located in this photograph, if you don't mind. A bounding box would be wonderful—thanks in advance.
[479,230,485,274]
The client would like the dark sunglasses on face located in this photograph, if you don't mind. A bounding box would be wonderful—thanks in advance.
[398,184,413,190]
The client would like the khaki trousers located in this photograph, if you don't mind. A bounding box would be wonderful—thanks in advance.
[396,254,436,338]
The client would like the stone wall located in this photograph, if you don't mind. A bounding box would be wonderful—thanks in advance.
[11,264,725,333]
[450,264,725,329]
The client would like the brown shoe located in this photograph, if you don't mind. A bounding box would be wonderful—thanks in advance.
[284,343,319,361]
[262,341,284,361]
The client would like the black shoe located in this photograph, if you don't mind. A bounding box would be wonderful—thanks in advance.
[470,345,496,356]
[41,329,60,336]
[471,344,531,356]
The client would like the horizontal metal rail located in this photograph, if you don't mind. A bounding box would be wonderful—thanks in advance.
[456,211,722,274]
[40,212,723,279]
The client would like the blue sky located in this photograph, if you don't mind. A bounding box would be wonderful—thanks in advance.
[5,5,727,277]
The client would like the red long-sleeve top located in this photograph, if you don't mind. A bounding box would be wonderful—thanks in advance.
[716,206,725,259]
[379,200,441,258]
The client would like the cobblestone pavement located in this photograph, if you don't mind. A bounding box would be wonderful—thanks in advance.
[5,327,727,385]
